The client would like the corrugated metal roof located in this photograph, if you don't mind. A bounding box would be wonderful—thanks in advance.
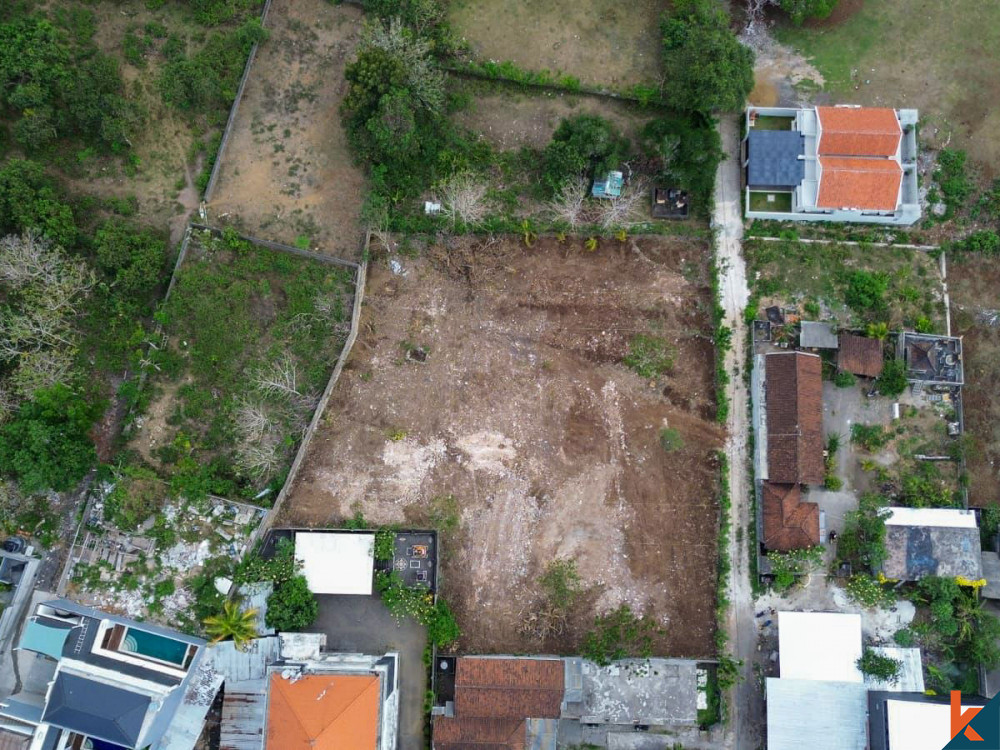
[237,582,275,637]
[799,321,839,349]
[766,678,867,750]
[982,551,1000,600]
[208,636,280,685]
[220,689,267,750]
[159,656,225,750]
[865,647,924,693]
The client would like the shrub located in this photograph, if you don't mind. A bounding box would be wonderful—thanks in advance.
[837,494,889,573]
[539,558,583,611]
[850,423,890,452]
[581,605,662,667]
[844,574,893,608]
[844,270,889,316]
[954,230,1000,256]
[374,527,396,561]
[265,574,319,631]
[857,648,903,681]
[777,0,839,25]
[659,427,684,452]
[375,571,459,646]
[834,371,856,388]
[876,359,908,397]
[934,149,973,214]
[767,546,823,592]
[624,334,675,379]
[104,468,163,530]
[541,114,629,195]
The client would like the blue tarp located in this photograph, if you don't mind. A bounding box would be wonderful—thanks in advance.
[19,619,71,661]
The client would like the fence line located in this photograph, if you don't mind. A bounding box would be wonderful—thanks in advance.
[750,234,940,251]
[189,223,359,269]
[202,0,277,204]
[242,232,370,554]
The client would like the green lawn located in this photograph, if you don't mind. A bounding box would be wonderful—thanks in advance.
[775,0,1000,168]
[749,191,792,213]
[752,115,794,131]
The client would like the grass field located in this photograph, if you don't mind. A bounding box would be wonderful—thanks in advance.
[776,0,1000,175]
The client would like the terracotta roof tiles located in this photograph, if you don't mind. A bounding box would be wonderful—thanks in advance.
[766,352,824,485]
[266,673,380,750]
[837,333,885,378]
[816,156,902,211]
[762,482,821,551]
[817,106,901,157]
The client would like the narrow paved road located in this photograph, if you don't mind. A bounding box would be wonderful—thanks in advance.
[712,115,762,750]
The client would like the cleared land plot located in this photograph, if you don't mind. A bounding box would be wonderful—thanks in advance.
[448,0,667,89]
[745,239,947,331]
[283,235,724,657]
[451,84,657,151]
[209,0,365,258]
[130,230,355,503]
[948,258,1000,507]
[776,0,1000,174]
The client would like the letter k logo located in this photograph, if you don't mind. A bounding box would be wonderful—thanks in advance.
[953,691,984,741]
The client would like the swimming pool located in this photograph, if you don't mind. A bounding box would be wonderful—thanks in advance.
[121,627,189,666]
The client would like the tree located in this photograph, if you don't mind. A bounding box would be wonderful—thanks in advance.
[660,0,754,114]
[94,220,166,305]
[857,648,902,681]
[541,115,629,195]
[440,173,490,228]
[0,160,76,246]
[836,493,888,573]
[265,574,319,631]
[642,113,723,211]
[0,384,98,493]
[203,600,258,648]
[876,359,908,398]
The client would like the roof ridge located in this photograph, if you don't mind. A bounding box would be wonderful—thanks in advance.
[269,678,315,747]
[314,674,380,744]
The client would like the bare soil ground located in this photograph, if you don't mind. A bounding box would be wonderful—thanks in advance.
[283,235,723,657]
[448,0,667,89]
[208,0,366,259]
[452,84,656,150]
[948,258,1000,508]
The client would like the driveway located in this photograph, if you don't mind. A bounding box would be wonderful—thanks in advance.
[313,595,427,750]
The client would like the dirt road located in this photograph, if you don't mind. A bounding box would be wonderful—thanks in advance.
[713,115,763,750]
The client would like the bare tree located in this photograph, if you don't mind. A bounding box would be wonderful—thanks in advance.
[441,174,490,228]
[544,177,591,229]
[363,18,445,113]
[234,399,274,443]
[0,232,94,314]
[10,349,75,398]
[253,356,301,399]
[597,178,649,230]
[235,439,281,481]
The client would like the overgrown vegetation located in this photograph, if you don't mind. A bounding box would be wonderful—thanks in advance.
[836,493,888,574]
[624,334,675,379]
[857,647,902,682]
[581,605,664,667]
[767,546,823,592]
[375,571,460,647]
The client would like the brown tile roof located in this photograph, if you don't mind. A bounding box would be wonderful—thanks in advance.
[817,107,901,157]
[816,157,902,211]
[766,352,824,485]
[762,482,820,551]
[432,658,564,750]
[837,333,885,378]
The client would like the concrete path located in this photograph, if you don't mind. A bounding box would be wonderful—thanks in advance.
[712,115,763,750]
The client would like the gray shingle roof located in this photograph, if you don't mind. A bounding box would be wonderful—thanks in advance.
[42,672,150,747]
[748,130,806,189]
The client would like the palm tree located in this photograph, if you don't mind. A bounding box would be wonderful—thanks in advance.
[203,601,258,649]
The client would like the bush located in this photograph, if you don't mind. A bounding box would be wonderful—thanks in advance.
[581,605,662,667]
[375,571,460,646]
[0,385,99,493]
[837,494,888,574]
[857,648,902,681]
[844,574,893,609]
[624,334,675,379]
[954,230,1000,256]
[844,270,889,316]
[934,149,973,214]
[374,527,396,561]
[104,468,163,530]
[539,558,583,611]
[777,0,839,24]
[0,159,77,247]
[265,574,319,631]
[659,427,684,452]
[876,359,908,397]
[850,423,890,452]
[659,0,754,113]
[541,115,629,195]
[834,371,856,388]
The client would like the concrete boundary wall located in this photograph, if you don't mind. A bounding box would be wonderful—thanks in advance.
[202,0,277,204]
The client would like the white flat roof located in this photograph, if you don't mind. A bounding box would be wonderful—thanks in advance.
[294,532,374,595]
[778,612,862,682]
[864,647,924,693]
[884,507,977,528]
[887,700,979,749]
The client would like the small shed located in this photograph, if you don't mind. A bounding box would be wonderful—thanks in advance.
[651,187,690,219]
[799,321,839,349]
[294,531,374,595]
[838,333,884,378]
[592,171,623,199]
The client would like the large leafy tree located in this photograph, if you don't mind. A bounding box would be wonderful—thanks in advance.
[660,0,754,114]
[265,575,319,631]
[541,115,629,195]
[0,384,99,493]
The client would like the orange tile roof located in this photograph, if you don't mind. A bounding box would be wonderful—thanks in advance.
[266,673,380,750]
[817,107,901,157]
[817,157,902,211]
[762,482,820,551]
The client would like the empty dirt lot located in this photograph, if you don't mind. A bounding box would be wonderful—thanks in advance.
[208,0,365,258]
[449,0,668,89]
[284,235,724,657]
[949,258,1000,509]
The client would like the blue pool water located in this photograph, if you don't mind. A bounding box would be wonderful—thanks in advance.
[122,627,188,666]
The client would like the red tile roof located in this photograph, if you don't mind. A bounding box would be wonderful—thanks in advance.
[766,352,824,485]
[432,659,564,750]
[762,482,820,551]
[266,673,380,750]
[837,333,885,378]
[817,107,901,157]
[816,157,902,211]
